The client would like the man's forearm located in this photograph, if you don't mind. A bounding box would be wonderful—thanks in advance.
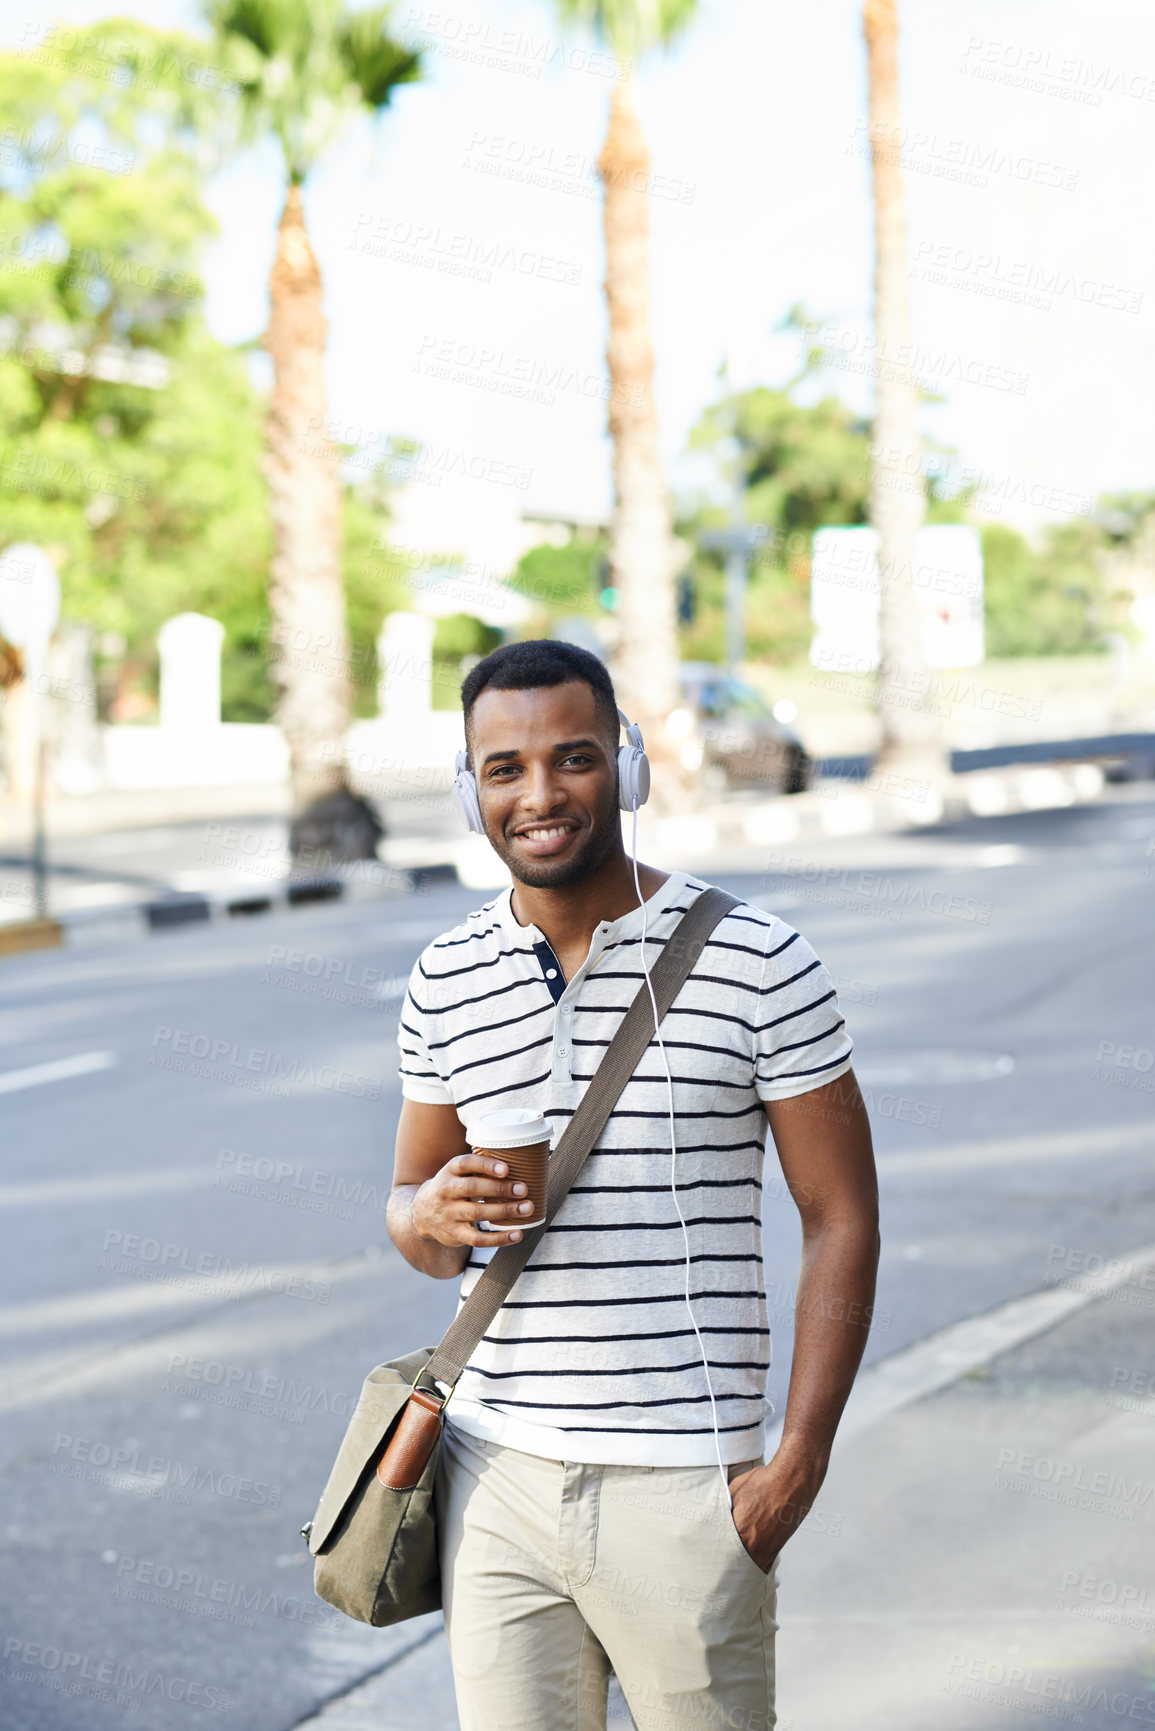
[777,1214,880,1480]
[387,1184,469,1279]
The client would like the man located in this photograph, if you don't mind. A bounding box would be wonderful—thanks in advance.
[387,640,879,1731]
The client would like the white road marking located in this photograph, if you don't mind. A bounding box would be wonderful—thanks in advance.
[0,1168,204,1207]
[973,843,1026,867]
[877,1118,1152,1176]
[0,1050,117,1095]
[857,1050,1014,1086]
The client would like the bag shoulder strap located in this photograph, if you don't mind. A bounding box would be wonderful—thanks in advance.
[424,884,740,1390]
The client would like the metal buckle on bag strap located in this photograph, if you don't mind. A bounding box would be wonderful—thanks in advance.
[411,1369,452,1411]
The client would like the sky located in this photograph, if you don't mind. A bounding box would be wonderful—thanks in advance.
[8,0,1155,572]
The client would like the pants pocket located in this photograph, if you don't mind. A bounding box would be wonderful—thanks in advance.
[719,1470,773,1581]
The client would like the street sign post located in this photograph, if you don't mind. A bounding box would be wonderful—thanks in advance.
[0,544,62,919]
[699,525,768,678]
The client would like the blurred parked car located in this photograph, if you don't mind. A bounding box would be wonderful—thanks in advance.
[671,663,812,794]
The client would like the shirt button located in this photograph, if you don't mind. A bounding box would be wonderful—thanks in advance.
[558,1046,568,1056]
[545,968,558,980]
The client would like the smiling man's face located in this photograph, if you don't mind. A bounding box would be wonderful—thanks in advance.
[468,680,622,889]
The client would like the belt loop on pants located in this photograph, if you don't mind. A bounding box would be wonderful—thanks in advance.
[559,1460,602,1588]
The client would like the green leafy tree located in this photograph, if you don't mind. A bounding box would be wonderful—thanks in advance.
[205,0,420,851]
[0,29,410,732]
[981,519,1128,657]
[512,540,606,618]
[0,27,274,718]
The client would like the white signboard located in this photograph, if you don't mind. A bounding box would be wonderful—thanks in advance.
[810,524,984,672]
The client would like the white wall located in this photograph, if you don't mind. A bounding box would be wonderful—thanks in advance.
[100,723,289,790]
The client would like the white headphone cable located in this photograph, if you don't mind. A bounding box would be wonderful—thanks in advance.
[629,799,730,1499]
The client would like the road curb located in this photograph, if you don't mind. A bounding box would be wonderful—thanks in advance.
[698,761,1112,853]
[26,863,462,954]
[2,758,1139,956]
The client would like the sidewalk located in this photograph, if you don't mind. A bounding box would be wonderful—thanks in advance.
[290,1254,1155,1730]
[778,1261,1155,1730]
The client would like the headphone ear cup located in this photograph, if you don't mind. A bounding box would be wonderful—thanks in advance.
[453,753,484,834]
[634,748,651,808]
[617,742,651,811]
[617,743,633,812]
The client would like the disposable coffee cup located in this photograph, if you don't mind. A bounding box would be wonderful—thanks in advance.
[467,1108,551,1230]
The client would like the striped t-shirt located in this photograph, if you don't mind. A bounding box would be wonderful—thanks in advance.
[397,870,853,1467]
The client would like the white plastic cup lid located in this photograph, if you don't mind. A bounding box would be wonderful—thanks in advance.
[467,1108,551,1149]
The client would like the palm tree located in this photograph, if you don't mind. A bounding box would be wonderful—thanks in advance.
[554,2,697,808]
[862,0,945,787]
[206,0,420,858]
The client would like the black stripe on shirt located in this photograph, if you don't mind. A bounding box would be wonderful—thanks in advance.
[451,1070,553,1110]
[419,943,538,983]
[494,1288,767,1309]
[481,1325,770,1345]
[411,974,547,1019]
[511,1418,764,1436]
[471,1252,758,1274]
[544,1213,762,1234]
[445,1033,553,1081]
[473,1390,758,1411]
[771,1052,852,1081]
[569,1176,764,1194]
[432,919,503,949]
[756,1020,846,1058]
[468,1358,769,1380]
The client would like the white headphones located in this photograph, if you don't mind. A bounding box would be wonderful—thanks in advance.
[453,706,650,835]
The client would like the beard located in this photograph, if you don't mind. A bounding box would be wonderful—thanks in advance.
[485,779,622,889]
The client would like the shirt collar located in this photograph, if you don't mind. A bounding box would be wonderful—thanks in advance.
[497,870,700,949]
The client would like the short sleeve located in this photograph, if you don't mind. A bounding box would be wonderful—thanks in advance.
[397,957,454,1105]
[752,921,854,1102]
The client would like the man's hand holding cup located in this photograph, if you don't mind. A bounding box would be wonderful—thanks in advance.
[413,1108,552,1248]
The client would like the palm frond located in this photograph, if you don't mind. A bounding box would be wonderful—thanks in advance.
[203,0,418,177]
[336,8,422,110]
[552,0,698,57]
[203,0,316,61]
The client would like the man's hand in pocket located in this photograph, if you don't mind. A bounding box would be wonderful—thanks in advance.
[728,1443,826,1574]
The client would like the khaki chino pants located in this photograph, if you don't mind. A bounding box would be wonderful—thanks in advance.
[436,1423,778,1731]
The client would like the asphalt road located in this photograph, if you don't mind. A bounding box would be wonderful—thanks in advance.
[1,789,1153,1730]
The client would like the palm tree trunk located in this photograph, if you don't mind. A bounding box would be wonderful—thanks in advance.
[598,78,687,814]
[864,0,943,781]
[265,184,352,824]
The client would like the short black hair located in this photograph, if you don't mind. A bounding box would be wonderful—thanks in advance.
[461,639,619,758]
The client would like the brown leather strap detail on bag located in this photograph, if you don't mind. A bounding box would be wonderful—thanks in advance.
[376,1389,444,1490]
[423,886,740,1390]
